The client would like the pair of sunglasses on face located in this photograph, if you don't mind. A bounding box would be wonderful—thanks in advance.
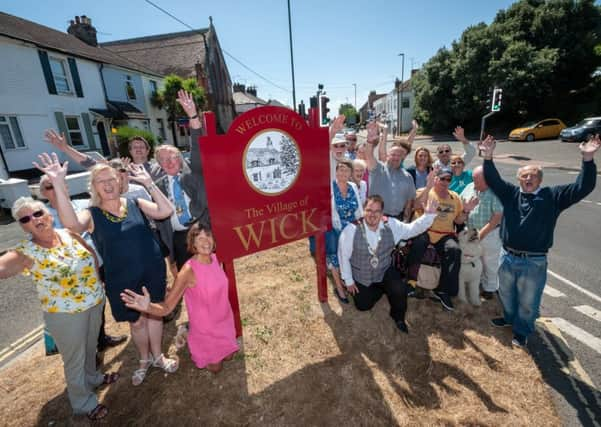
[19,210,45,224]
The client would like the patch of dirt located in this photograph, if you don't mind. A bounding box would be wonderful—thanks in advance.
[0,240,560,426]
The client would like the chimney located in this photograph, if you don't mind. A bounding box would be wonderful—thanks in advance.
[233,83,246,93]
[67,15,98,47]
[246,86,257,97]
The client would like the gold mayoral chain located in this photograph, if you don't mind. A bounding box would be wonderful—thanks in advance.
[359,221,382,269]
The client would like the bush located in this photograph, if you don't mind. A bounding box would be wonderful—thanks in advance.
[114,126,158,158]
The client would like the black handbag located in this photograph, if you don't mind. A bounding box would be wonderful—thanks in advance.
[391,240,411,276]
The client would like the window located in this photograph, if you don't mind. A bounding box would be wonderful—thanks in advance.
[125,76,136,100]
[157,118,166,140]
[66,116,85,146]
[0,116,26,149]
[401,98,410,109]
[149,80,158,95]
[49,58,71,94]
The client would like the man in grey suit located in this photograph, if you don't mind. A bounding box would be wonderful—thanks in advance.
[153,90,210,271]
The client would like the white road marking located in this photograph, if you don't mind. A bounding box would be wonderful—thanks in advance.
[548,270,601,304]
[543,285,566,297]
[550,318,601,354]
[582,200,593,203]
[573,305,600,322]
[567,171,579,175]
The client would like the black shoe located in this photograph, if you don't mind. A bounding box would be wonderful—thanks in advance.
[97,334,127,352]
[396,320,409,334]
[333,287,350,304]
[490,317,511,328]
[432,291,454,311]
[482,291,496,300]
[512,333,528,348]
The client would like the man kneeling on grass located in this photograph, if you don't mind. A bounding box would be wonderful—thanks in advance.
[338,195,438,333]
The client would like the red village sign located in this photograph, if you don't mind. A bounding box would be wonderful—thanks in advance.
[199,106,331,335]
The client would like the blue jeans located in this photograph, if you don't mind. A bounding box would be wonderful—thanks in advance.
[497,249,548,338]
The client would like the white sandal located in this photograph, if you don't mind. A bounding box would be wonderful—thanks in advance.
[152,353,179,373]
[132,357,153,386]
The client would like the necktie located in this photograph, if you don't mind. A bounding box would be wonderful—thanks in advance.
[172,175,191,225]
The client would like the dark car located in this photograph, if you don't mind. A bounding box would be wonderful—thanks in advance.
[560,117,601,142]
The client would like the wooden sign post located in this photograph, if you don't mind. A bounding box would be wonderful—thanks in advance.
[198,107,331,336]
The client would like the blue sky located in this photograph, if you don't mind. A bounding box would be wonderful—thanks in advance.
[2,0,517,113]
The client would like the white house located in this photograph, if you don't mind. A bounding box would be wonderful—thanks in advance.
[0,12,171,177]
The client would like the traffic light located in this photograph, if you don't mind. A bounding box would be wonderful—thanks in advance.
[491,88,502,112]
[319,95,330,127]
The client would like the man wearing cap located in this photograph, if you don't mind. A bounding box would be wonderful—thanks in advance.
[406,165,479,311]
[364,121,416,221]
[479,135,599,348]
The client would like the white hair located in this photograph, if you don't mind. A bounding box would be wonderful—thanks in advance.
[11,197,47,221]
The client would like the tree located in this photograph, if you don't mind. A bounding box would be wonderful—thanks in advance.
[339,103,358,123]
[413,0,601,132]
[279,135,299,177]
[114,126,157,158]
[155,74,206,146]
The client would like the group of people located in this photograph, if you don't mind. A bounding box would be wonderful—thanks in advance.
[0,91,237,420]
[324,116,600,350]
[0,88,599,421]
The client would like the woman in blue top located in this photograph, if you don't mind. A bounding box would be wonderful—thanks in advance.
[35,152,178,387]
[329,160,363,303]
[449,155,473,194]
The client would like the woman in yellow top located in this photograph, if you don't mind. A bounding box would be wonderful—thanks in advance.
[0,197,117,421]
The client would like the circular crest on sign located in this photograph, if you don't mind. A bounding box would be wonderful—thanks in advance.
[242,129,301,196]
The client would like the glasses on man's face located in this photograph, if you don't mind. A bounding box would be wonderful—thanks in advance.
[18,210,45,224]
[439,176,452,182]
[333,144,346,149]
[438,149,451,154]
[117,168,128,174]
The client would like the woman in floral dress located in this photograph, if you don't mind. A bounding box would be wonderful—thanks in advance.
[0,197,117,421]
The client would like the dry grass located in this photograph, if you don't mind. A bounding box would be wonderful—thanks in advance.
[0,240,560,426]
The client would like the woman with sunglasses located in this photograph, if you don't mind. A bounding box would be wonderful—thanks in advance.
[0,197,118,421]
[449,155,473,194]
[34,152,178,387]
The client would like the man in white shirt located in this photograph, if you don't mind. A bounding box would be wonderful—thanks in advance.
[338,195,438,333]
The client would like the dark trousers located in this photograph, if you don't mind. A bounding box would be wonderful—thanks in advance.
[407,232,461,296]
[354,266,408,322]
[173,229,193,269]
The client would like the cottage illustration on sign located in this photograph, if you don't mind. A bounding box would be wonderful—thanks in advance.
[243,130,301,195]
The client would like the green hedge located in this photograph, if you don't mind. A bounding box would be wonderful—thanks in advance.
[114,126,158,158]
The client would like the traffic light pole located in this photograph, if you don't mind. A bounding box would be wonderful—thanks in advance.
[480,111,497,141]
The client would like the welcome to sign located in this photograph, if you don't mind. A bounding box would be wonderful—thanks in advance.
[199,106,331,335]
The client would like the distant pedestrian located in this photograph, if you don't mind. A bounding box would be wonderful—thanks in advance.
[479,134,599,348]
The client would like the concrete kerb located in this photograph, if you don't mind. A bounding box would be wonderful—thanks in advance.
[0,325,43,369]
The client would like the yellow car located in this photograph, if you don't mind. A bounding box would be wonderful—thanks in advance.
[508,118,567,142]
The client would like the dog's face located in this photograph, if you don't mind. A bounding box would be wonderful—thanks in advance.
[458,228,479,246]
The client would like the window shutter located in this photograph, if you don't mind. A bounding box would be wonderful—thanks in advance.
[54,112,71,144]
[81,113,96,149]
[38,50,57,95]
[67,58,84,98]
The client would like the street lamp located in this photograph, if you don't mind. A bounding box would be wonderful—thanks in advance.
[352,83,357,111]
[287,0,296,112]
[398,52,405,136]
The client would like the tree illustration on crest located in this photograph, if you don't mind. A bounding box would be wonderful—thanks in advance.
[279,136,299,176]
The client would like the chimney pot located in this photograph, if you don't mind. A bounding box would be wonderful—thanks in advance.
[75,16,80,24]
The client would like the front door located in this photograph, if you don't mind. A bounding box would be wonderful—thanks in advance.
[97,122,110,156]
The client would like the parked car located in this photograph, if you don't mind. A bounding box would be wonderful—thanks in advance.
[508,118,566,142]
[560,117,601,142]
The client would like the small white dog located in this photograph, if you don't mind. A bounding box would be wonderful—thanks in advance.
[457,229,483,306]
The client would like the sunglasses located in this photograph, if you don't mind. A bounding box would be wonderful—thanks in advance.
[42,184,54,191]
[18,210,45,224]
[438,149,451,154]
[333,144,346,149]
[450,162,464,165]
[438,176,452,182]
[117,168,128,173]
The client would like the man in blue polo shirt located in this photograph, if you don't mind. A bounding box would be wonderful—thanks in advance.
[478,135,599,348]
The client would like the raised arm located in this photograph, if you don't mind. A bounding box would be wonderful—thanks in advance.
[394,197,439,241]
[176,89,205,174]
[406,120,419,146]
[479,136,516,200]
[377,121,388,162]
[329,115,345,142]
[44,129,99,169]
[121,263,194,316]
[453,126,476,166]
[553,135,599,211]
[33,153,91,233]
[128,164,173,220]
[364,121,380,171]
[0,250,32,279]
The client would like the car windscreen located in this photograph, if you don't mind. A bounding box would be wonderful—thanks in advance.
[521,121,537,127]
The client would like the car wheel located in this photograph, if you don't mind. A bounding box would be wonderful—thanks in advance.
[526,134,535,142]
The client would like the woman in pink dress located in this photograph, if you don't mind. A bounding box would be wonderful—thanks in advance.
[121,223,238,373]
